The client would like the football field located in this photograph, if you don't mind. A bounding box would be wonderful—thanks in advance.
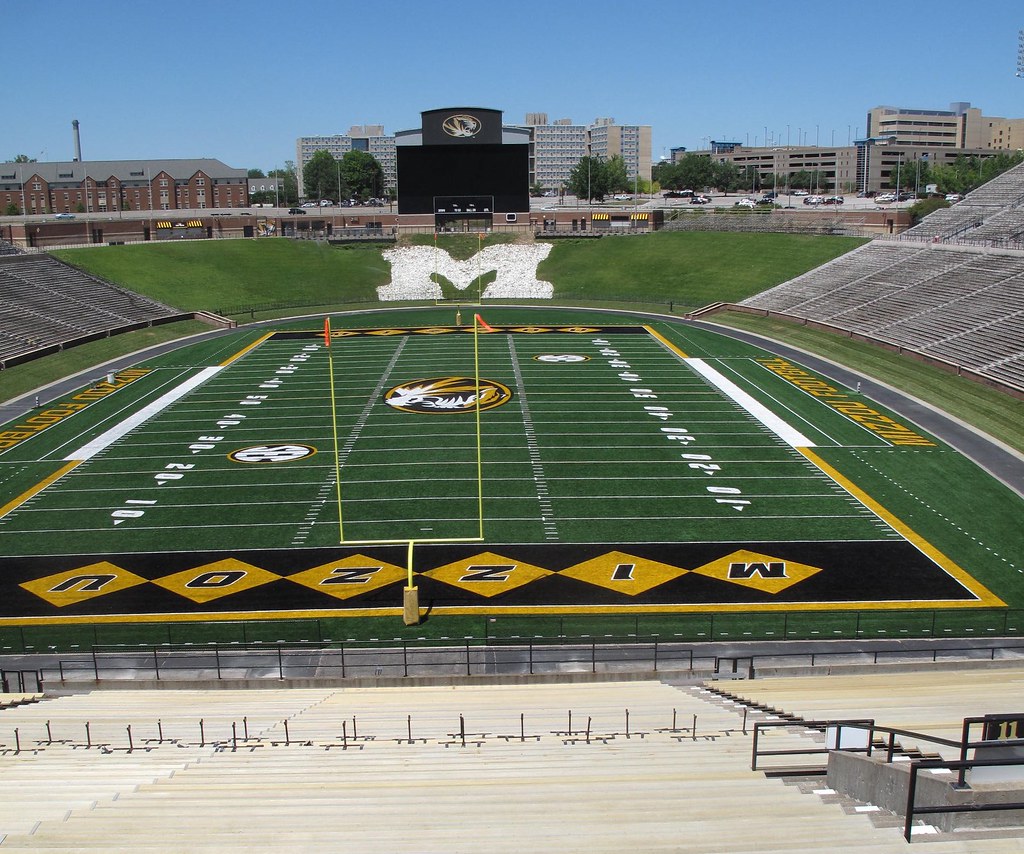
[0,315,1009,627]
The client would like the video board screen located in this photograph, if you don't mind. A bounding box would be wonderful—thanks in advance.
[397,144,529,214]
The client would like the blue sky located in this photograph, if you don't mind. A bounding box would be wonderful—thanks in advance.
[5,0,1022,170]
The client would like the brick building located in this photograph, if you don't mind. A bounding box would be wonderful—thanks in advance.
[0,158,248,215]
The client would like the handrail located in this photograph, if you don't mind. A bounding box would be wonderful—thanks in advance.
[21,637,1024,685]
[751,714,1024,841]
[49,636,703,683]
[905,757,1024,842]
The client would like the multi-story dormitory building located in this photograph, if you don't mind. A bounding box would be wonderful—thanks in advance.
[524,114,652,192]
[0,159,248,215]
[295,126,398,199]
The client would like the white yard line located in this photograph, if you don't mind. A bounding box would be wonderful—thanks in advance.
[685,358,815,448]
[64,367,224,462]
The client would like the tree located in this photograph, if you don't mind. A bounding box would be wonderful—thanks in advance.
[789,169,812,191]
[302,150,339,202]
[247,168,266,178]
[652,160,677,189]
[604,155,631,194]
[12,154,35,163]
[566,156,611,201]
[908,197,950,225]
[711,160,741,194]
[675,153,715,192]
[340,150,384,201]
[270,163,298,206]
[4,202,19,215]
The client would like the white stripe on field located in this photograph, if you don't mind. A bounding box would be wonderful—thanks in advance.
[65,367,224,461]
[685,358,814,448]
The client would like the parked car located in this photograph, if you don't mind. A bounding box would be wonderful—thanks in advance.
[53,212,75,220]
[945,193,962,203]
[762,191,778,200]
[823,196,844,205]
[875,193,897,203]
[803,195,824,205]
[897,192,916,202]
[287,207,306,215]
[756,197,775,206]
[734,198,756,208]
[319,199,335,207]
[689,194,710,204]
[792,190,810,196]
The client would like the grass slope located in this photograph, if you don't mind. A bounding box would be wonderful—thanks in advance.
[539,232,867,306]
[53,238,391,312]
[53,232,866,315]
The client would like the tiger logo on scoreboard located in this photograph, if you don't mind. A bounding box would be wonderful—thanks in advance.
[384,377,512,414]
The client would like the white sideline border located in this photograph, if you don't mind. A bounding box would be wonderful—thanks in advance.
[65,366,224,461]
[685,358,815,448]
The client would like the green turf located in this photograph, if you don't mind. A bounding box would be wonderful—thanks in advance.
[2,314,1021,655]
[1,235,1021,650]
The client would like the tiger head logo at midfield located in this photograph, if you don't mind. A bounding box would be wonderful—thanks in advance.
[384,377,512,413]
[442,114,481,138]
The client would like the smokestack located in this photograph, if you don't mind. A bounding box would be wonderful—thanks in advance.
[72,119,82,162]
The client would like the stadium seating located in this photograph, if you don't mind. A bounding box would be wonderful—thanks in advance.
[0,254,182,365]
[2,678,1023,850]
[904,161,1024,245]
[739,241,1024,392]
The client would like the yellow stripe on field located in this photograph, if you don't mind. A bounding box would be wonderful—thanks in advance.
[0,460,84,521]
[219,331,275,367]
[797,447,1004,608]
[644,325,689,358]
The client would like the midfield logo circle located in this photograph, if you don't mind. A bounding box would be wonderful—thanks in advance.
[533,354,590,363]
[384,377,512,414]
[228,444,317,464]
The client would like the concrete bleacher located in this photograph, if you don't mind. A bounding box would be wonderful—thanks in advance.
[738,241,1024,392]
[727,668,1024,761]
[904,161,1024,244]
[0,254,183,364]
[2,679,1024,851]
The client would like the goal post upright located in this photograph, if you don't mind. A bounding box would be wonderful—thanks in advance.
[328,315,491,625]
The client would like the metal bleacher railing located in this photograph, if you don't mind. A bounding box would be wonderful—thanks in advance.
[750,713,1024,843]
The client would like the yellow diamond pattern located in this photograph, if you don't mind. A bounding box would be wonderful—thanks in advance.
[20,562,147,608]
[424,551,552,598]
[689,549,823,594]
[561,551,688,596]
[153,559,281,604]
[288,554,407,601]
